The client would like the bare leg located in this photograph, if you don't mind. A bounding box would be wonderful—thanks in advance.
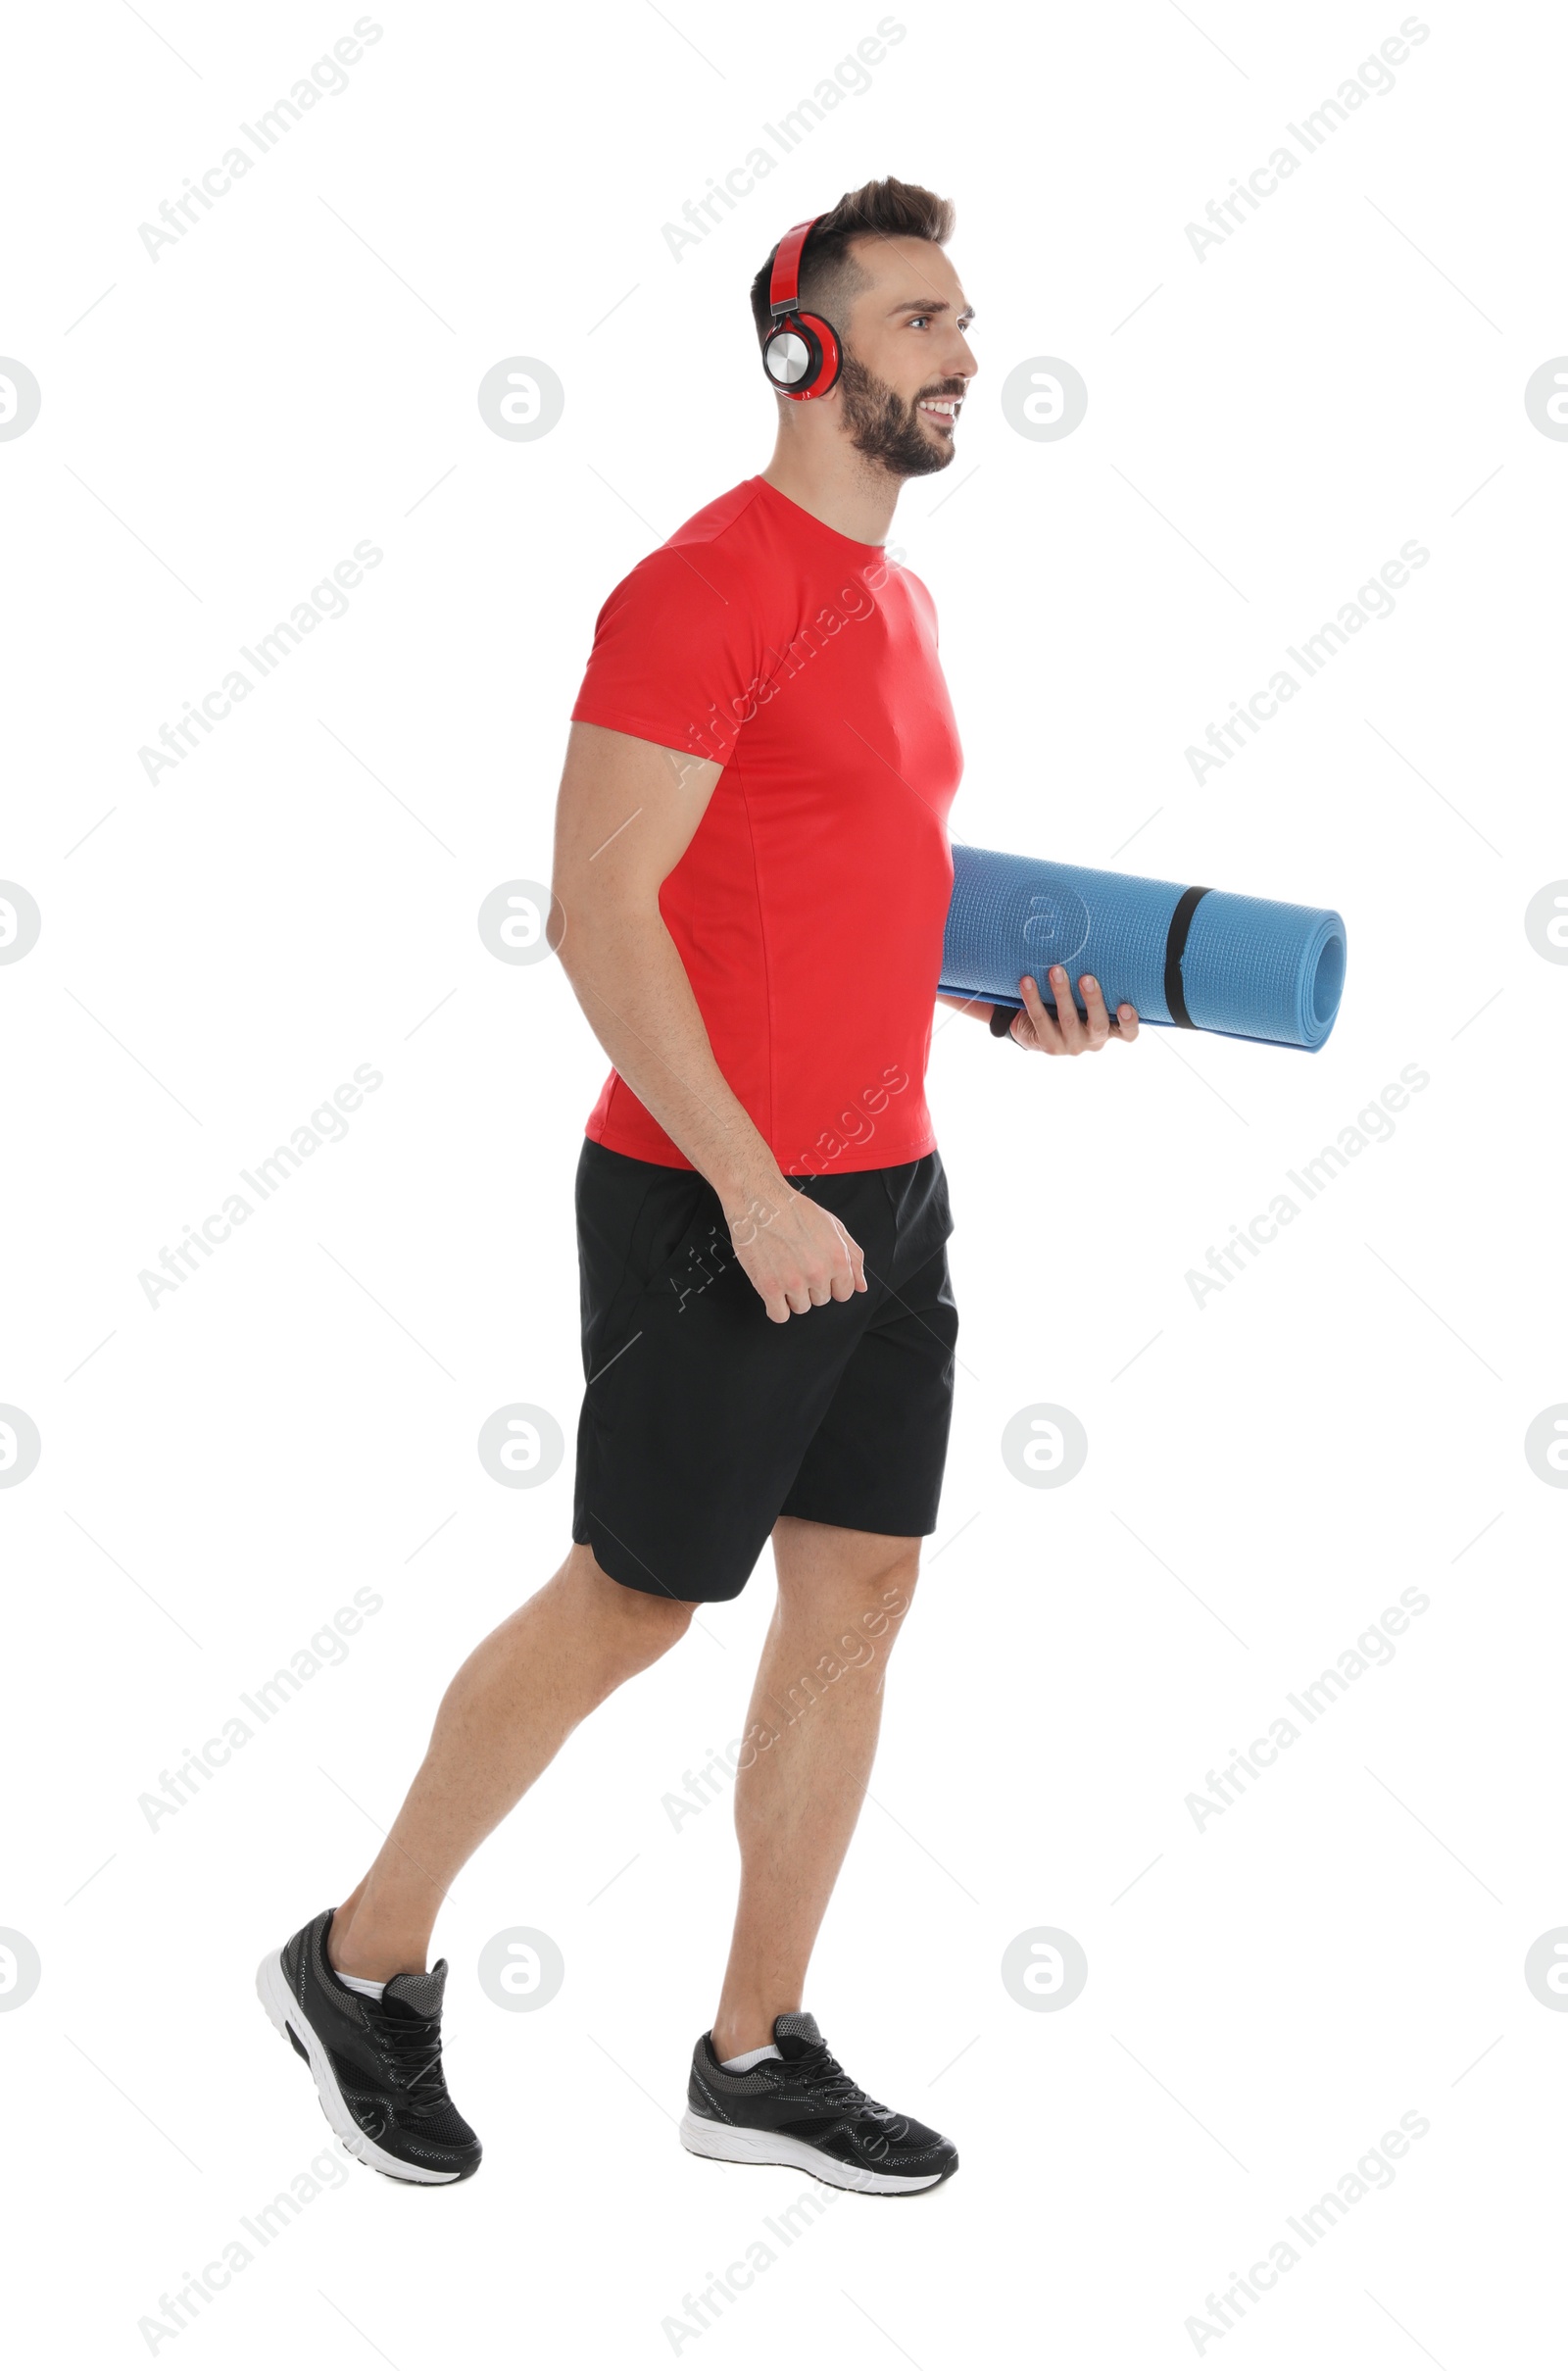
[329,1544,695,1981]
[710,1517,920,2060]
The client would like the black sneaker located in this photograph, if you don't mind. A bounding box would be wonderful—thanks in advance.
[256,1908,480,2185]
[680,2011,957,2195]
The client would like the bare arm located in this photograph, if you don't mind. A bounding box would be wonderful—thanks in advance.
[550,721,865,1323]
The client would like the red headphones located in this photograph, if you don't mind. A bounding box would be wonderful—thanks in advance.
[761,218,842,401]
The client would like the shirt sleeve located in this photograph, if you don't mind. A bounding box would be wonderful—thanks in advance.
[570,545,760,768]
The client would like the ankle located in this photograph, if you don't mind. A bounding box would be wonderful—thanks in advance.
[328,1904,428,1986]
[710,2004,795,2062]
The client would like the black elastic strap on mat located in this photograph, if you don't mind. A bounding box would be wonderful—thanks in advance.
[1163,886,1211,1028]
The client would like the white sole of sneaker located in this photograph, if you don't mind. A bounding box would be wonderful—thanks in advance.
[255,1947,462,2186]
[678,2109,948,2195]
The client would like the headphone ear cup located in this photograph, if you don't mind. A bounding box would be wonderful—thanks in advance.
[762,315,819,393]
[793,314,841,399]
[761,312,842,401]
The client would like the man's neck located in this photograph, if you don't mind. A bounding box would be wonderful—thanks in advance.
[761,439,900,547]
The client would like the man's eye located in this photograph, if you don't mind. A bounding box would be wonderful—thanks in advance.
[907,315,929,329]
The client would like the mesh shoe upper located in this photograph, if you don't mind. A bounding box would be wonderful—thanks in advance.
[689,2010,955,2178]
[282,1908,479,2173]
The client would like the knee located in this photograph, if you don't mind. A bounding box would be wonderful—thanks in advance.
[571,1544,698,1673]
[617,1589,698,1668]
[774,1531,921,1648]
[858,1551,919,1654]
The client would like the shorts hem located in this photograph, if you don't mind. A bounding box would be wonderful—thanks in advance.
[572,1520,746,1607]
[775,1501,942,1542]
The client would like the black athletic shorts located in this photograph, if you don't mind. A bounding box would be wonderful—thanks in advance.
[571,1138,959,1604]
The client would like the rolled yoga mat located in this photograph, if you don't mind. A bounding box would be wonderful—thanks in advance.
[939,844,1347,1051]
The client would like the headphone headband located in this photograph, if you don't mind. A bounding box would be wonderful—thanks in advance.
[768,218,818,318]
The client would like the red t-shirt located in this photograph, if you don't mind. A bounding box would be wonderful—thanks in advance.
[569,476,962,1176]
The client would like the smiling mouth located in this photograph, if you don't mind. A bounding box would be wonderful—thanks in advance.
[917,395,962,430]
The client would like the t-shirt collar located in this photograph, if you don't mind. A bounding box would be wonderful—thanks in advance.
[752,474,887,559]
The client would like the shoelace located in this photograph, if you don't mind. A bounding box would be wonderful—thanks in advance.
[375,2007,449,2108]
[774,2041,890,2122]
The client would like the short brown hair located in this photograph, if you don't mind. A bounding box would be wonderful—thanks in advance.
[749,177,955,355]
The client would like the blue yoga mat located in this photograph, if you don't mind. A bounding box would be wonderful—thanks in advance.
[939,844,1347,1050]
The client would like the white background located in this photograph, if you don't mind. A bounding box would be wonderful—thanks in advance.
[4,1,1563,2361]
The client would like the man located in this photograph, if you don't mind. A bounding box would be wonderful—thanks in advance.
[258,176,1139,2196]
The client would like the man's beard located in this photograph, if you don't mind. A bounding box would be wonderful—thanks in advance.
[836,353,956,479]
